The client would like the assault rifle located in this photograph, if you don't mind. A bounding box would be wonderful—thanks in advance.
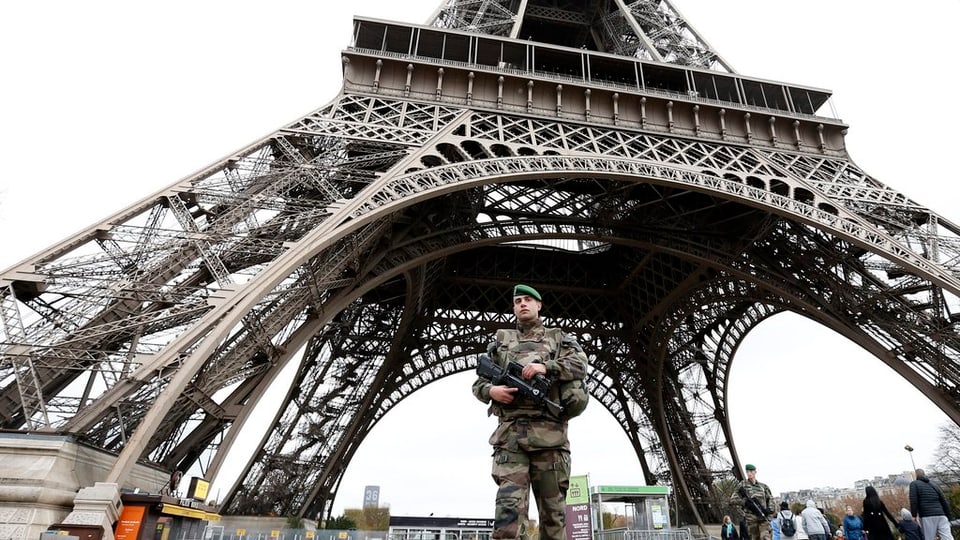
[476,354,565,418]
[737,486,772,519]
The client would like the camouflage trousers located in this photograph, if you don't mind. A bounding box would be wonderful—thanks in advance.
[491,447,571,540]
[743,517,771,540]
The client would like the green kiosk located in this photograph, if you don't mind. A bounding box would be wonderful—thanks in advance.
[590,485,673,540]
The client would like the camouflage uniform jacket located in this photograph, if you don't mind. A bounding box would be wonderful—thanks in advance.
[472,319,588,450]
[733,478,774,522]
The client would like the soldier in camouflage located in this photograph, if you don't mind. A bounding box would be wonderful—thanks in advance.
[472,284,588,540]
[732,464,774,540]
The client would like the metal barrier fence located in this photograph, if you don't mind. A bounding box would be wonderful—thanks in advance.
[206,528,703,540]
[594,528,696,540]
[204,529,389,540]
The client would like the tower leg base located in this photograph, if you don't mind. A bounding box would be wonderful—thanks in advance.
[0,434,168,540]
[57,482,122,540]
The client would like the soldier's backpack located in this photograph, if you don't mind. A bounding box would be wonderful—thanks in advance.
[779,512,797,537]
[555,331,589,419]
[558,377,589,419]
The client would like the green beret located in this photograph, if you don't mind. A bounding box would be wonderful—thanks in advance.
[513,284,542,301]
[745,464,756,471]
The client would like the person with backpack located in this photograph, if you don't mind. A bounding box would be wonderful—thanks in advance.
[842,506,864,540]
[472,284,589,540]
[778,502,798,540]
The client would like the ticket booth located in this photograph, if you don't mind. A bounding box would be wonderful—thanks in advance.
[114,478,219,540]
[591,485,672,539]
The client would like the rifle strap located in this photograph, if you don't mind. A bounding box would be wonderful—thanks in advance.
[495,328,510,349]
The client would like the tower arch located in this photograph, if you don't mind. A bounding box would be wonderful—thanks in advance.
[1,1,959,536]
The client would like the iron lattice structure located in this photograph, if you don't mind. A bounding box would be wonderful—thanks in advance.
[2,0,960,529]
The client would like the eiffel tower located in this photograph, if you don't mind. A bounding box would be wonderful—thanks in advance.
[2,0,959,535]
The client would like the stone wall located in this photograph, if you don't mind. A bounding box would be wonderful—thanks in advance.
[0,433,169,540]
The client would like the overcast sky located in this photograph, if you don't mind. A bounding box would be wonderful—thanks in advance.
[1,0,958,522]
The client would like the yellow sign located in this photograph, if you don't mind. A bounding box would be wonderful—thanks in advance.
[189,477,210,501]
[338,533,349,539]
[160,504,220,523]
[237,530,246,537]
[162,504,206,520]
[305,533,315,539]
[271,531,280,538]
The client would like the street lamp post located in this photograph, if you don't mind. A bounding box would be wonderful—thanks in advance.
[904,444,917,473]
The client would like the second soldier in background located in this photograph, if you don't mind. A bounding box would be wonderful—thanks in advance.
[734,463,774,540]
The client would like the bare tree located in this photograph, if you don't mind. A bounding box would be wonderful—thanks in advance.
[932,422,960,480]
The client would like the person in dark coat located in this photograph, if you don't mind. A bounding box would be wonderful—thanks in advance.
[722,514,740,540]
[908,468,954,540]
[897,508,922,540]
[861,486,898,540]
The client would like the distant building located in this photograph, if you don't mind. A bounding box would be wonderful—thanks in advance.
[778,467,941,511]
[364,486,381,508]
[389,516,494,540]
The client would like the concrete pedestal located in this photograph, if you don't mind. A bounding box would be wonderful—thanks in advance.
[59,483,123,540]
[0,433,169,540]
